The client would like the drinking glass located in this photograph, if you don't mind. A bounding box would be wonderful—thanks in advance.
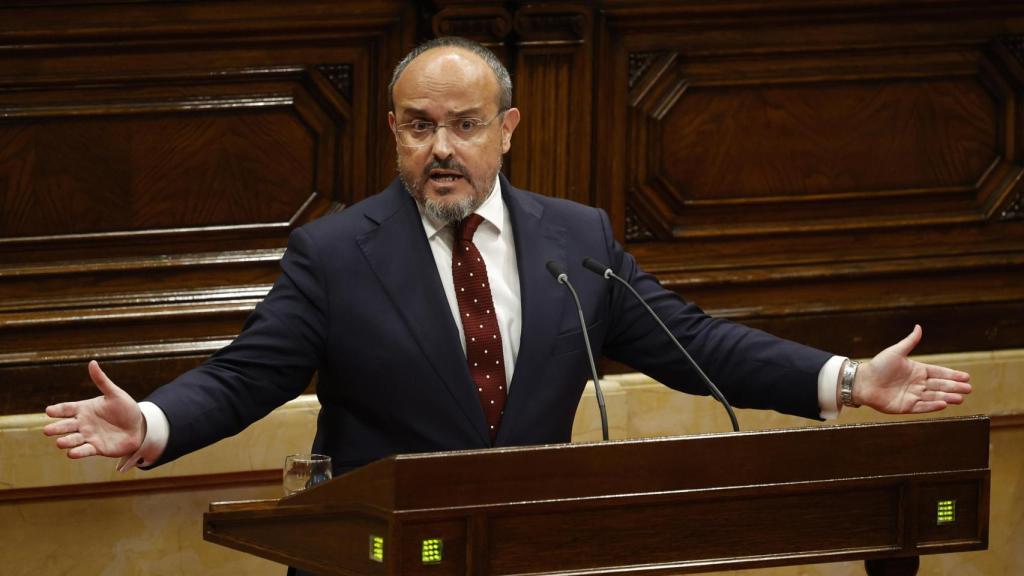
[283,453,332,496]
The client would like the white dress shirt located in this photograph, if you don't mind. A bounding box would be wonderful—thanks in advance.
[418,177,521,389]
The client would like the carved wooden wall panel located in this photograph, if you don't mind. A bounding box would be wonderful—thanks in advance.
[4,0,1024,414]
[596,0,1024,358]
[0,0,414,414]
[510,5,593,204]
[2,76,331,238]
[628,49,1011,238]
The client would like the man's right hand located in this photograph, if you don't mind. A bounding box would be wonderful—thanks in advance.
[43,360,145,459]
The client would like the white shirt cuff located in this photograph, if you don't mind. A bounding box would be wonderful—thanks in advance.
[116,401,170,472]
[818,355,846,420]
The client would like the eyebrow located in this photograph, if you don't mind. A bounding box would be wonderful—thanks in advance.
[398,107,487,120]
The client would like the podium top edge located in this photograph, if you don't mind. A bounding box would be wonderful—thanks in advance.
[283,415,989,512]
[389,414,990,463]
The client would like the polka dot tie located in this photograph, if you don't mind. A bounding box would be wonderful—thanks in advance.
[453,214,506,441]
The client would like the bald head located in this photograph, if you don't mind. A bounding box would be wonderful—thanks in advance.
[392,48,500,120]
[388,37,512,111]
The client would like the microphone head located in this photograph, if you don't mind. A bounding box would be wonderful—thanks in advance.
[582,257,611,278]
[546,260,568,283]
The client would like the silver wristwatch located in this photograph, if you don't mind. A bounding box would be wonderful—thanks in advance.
[841,359,861,408]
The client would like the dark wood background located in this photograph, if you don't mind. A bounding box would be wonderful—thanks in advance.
[2,0,1023,415]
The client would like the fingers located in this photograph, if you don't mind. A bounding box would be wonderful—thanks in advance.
[941,393,965,405]
[42,417,79,436]
[886,324,923,358]
[88,360,120,398]
[919,389,966,405]
[55,432,85,449]
[67,443,98,459]
[44,402,78,419]
[925,363,971,383]
[926,377,972,394]
[908,378,970,412]
[910,400,948,414]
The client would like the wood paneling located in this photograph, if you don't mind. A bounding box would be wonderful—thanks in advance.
[510,4,593,204]
[0,0,414,414]
[0,469,280,505]
[594,0,1024,358]
[3,0,1023,414]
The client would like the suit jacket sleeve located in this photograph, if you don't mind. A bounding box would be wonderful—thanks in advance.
[591,210,831,420]
[145,227,328,465]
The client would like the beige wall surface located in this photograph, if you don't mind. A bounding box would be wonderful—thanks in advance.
[1,350,1021,575]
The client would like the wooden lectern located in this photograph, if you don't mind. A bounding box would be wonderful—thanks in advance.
[204,416,989,575]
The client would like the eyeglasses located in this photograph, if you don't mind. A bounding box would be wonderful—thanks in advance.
[394,110,506,147]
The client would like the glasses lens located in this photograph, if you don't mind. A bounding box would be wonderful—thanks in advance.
[453,119,481,139]
[396,112,501,147]
[399,131,424,146]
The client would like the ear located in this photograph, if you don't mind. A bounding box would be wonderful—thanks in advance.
[387,110,397,134]
[500,107,521,154]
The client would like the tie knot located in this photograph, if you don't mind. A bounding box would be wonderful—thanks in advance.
[457,213,484,242]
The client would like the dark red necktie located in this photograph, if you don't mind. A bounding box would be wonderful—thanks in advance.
[453,214,507,441]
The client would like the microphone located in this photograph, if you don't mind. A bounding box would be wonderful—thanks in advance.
[546,260,609,441]
[582,257,740,432]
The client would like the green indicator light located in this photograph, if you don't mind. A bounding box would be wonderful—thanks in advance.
[369,535,384,562]
[421,538,443,564]
[937,500,956,525]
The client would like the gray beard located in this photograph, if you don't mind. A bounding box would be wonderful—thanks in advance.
[422,192,479,225]
[399,156,502,226]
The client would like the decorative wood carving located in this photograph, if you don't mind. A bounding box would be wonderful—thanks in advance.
[507,3,593,204]
[432,6,513,44]
[513,9,587,43]
[624,203,656,242]
[1002,188,1024,220]
[509,51,577,199]
[628,52,660,89]
[316,64,353,102]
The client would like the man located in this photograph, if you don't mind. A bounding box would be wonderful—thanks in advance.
[44,37,971,474]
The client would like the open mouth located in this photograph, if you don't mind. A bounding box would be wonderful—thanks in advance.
[429,170,464,184]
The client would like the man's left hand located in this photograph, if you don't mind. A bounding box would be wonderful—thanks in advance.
[854,325,972,414]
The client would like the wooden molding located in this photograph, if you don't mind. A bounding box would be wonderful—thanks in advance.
[431,6,512,44]
[513,5,589,45]
[990,413,1024,429]
[0,470,281,505]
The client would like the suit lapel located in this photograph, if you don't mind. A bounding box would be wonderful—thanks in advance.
[496,176,568,444]
[356,181,490,444]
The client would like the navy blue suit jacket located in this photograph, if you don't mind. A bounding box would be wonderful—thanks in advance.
[147,175,831,471]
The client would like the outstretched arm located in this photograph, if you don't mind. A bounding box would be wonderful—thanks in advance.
[853,325,972,414]
[43,360,145,459]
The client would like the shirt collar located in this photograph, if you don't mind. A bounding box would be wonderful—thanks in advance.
[419,176,505,239]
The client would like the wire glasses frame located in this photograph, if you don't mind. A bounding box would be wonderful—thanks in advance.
[393,110,507,147]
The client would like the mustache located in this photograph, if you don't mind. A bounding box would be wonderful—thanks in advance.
[423,158,468,178]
